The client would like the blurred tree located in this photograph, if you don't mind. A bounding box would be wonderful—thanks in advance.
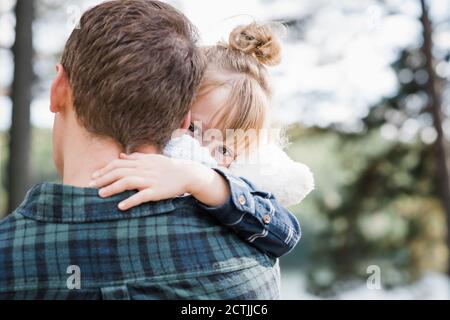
[7,0,34,213]
[419,0,450,275]
[281,0,450,295]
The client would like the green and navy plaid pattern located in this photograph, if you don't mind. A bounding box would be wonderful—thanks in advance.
[0,183,280,300]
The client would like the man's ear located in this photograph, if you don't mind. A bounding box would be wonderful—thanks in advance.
[50,64,71,114]
[180,111,192,130]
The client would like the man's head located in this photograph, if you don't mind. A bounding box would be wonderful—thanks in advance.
[51,0,205,174]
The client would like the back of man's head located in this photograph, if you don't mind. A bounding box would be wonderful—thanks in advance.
[61,0,205,151]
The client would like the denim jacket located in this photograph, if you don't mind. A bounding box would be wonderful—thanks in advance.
[203,169,302,258]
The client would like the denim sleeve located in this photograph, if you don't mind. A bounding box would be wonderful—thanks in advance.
[198,169,302,258]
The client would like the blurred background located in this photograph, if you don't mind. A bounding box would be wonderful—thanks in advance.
[1,0,450,299]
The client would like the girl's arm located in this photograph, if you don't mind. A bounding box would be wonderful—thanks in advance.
[91,153,230,210]
[198,168,302,258]
[91,153,301,258]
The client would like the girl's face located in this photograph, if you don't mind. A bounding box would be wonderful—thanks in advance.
[190,86,236,167]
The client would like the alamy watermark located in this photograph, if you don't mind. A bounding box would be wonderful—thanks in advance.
[366,265,382,290]
[66,265,81,290]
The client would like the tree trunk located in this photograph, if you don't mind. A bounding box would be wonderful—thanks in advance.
[7,0,34,213]
[420,0,450,275]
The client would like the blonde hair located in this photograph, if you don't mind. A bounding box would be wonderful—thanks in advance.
[197,22,282,155]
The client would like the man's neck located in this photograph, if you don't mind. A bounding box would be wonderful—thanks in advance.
[62,131,159,188]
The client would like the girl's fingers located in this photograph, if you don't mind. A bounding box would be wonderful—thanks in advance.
[91,168,138,189]
[98,177,147,198]
[118,189,156,211]
[92,159,138,179]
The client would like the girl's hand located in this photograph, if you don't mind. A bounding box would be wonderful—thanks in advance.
[91,153,193,210]
[90,153,230,211]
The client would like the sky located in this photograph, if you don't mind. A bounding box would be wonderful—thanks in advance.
[0,0,449,131]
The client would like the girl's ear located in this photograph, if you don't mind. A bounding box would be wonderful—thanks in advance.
[50,64,70,114]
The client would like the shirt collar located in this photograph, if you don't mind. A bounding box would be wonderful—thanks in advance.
[15,182,186,223]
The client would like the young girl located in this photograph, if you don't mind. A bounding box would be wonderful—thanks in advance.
[90,22,314,257]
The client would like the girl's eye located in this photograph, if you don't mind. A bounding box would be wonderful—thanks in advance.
[189,123,195,133]
[217,145,232,157]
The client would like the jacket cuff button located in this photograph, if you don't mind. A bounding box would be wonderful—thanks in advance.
[263,214,272,225]
[238,195,247,206]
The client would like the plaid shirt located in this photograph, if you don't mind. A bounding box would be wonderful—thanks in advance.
[0,178,283,300]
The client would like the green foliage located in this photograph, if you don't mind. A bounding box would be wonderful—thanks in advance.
[0,128,58,217]
[280,45,448,296]
[282,125,446,296]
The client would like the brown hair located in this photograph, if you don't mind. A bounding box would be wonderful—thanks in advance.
[61,0,206,151]
[198,22,282,153]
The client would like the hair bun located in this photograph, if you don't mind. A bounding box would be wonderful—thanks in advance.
[229,22,282,67]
